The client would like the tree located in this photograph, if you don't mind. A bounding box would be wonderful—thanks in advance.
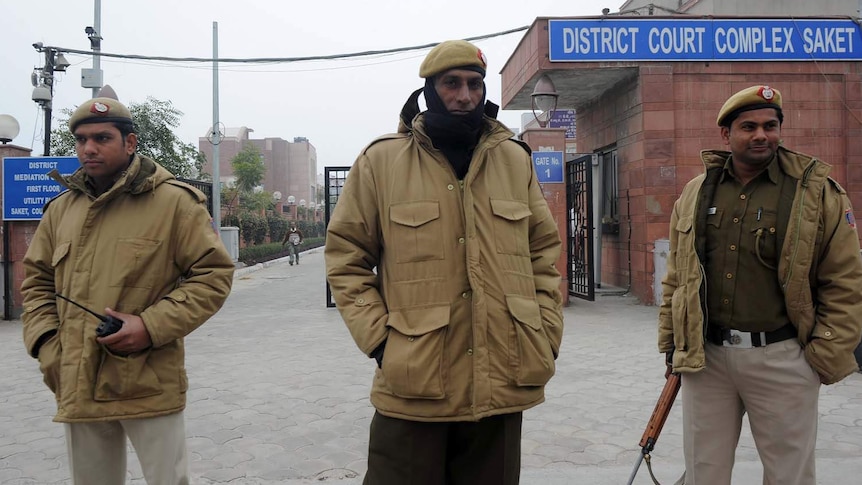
[231,144,266,194]
[50,97,206,179]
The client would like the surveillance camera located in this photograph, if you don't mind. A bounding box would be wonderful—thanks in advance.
[85,26,95,35]
[32,42,43,49]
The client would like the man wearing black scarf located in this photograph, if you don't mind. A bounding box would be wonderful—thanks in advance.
[326,40,564,485]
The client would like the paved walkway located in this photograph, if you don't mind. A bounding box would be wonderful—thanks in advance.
[1,248,860,484]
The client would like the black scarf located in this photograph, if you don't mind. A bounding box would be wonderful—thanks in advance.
[423,78,486,179]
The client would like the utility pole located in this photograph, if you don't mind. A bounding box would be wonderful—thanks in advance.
[82,0,104,96]
[31,44,69,156]
[212,21,222,231]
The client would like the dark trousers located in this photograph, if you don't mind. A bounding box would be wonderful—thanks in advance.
[363,411,522,485]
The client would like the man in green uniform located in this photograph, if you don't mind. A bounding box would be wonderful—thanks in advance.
[659,85,862,485]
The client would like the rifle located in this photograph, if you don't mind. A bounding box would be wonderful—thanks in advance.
[626,371,681,485]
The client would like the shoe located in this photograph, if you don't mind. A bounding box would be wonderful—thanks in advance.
[289,262,294,266]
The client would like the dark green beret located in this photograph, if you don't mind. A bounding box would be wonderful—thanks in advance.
[68,97,133,132]
[419,40,487,79]
[717,85,782,126]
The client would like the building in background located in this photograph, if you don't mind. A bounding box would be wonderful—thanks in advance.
[502,0,861,304]
[199,128,318,216]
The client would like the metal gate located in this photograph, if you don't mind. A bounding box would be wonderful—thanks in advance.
[567,155,595,301]
[324,166,352,308]
[178,178,213,216]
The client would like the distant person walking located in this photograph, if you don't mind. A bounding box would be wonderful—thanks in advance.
[282,221,304,265]
[325,40,564,485]
[20,88,234,485]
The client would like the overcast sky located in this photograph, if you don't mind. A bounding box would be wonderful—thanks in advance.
[2,0,601,170]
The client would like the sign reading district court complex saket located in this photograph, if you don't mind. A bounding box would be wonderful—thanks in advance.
[3,156,78,221]
[549,18,862,62]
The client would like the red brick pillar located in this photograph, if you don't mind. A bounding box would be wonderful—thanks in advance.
[520,127,569,306]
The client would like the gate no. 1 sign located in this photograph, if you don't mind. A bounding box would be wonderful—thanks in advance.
[532,151,564,184]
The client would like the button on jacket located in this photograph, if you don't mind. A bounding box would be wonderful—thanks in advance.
[325,112,563,421]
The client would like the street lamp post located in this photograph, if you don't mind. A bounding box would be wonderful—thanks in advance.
[31,43,70,156]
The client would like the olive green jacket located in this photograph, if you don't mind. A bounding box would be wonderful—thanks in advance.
[21,155,234,422]
[325,112,563,422]
[659,146,862,384]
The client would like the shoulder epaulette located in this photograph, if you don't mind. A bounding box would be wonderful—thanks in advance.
[507,138,532,155]
[164,179,207,203]
[361,132,411,153]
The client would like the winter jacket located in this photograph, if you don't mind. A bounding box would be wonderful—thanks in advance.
[325,109,563,422]
[21,154,234,422]
[658,146,862,384]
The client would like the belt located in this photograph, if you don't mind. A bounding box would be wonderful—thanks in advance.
[706,323,796,349]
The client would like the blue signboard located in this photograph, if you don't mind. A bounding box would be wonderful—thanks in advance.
[3,156,78,221]
[548,110,577,139]
[532,151,564,184]
[549,18,862,62]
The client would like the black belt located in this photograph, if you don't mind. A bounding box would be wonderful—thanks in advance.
[706,323,797,348]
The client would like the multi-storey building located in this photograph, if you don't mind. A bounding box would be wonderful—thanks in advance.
[198,127,318,215]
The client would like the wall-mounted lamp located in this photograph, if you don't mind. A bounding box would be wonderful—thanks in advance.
[531,74,559,128]
[0,114,21,144]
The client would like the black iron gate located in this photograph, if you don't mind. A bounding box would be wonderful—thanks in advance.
[324,166,352,308]
[567,155,595,301]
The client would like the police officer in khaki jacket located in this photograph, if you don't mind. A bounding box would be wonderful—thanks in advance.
[325,40,563,485]
[659,85,862,485]
[21,89,234,485]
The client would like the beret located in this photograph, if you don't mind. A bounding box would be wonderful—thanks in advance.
[716,85,782,126]
[69,97,133,132]
[419,40,487,79]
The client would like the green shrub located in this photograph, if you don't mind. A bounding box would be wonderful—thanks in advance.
[238,236,326,265]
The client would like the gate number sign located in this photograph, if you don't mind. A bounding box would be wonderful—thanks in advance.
[532,151,564,184]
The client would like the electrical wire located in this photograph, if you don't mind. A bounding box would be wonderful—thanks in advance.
[36,25,529,65]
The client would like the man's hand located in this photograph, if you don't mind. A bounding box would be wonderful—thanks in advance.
[96,308,152,355]
[665,350,674,379]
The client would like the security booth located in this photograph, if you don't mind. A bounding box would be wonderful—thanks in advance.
[501,16,862,305]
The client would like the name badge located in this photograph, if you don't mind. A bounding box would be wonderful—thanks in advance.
[707,207,717,215]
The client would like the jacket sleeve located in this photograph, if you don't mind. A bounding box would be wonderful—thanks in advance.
[804,186,862,384]
[139,198,234,348]
[21,209,61,358]
[526,158,564,358]
[658,200,681,353]
[324,155,389,356]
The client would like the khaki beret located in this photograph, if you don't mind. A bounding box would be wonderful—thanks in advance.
[69,97,133,132]
[716,85,782,126]
[419,40,487,79]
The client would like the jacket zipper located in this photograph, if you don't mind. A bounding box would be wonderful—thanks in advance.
[782,159,817,290]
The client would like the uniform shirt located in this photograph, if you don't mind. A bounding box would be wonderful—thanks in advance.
[704,156,790,332]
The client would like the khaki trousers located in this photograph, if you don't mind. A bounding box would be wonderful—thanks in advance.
[64,411,189,485]
[678,339,820,485]
[363,411,522,485]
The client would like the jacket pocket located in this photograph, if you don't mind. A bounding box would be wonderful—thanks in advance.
[389,201,444,263]
[37,333,62,395]
[51,241,71,267]
[491,199,532,256]
[382,305,450,399]
[507,295,555,386]
[93,348,163,401]
[110,238,162,289]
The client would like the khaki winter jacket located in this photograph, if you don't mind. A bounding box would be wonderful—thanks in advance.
[325,112,563,422]
[659,146,862,384]
[21,155,234,422]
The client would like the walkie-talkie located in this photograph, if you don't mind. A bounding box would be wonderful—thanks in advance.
[55,294,124,337]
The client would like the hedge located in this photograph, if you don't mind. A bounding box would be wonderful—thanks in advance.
[238,237,326,265]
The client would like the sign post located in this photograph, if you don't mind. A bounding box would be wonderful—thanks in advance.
[532,151,564,184]
[2,156,78,221]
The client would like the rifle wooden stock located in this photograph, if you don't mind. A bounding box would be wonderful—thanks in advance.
[638,372,681,452]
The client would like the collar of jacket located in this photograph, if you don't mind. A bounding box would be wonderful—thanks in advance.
[48,154,175,199]
[699,145,829,181]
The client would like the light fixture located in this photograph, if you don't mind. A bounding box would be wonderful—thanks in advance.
[54,53,71,72]
[0,114,21,144]
[531,74,559,128]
